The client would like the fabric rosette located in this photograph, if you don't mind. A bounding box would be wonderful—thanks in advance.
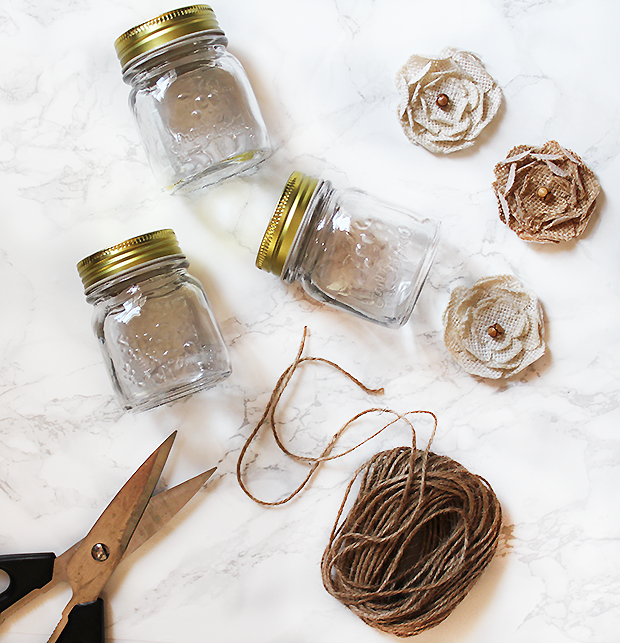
[443,275,545,379]
[492,141,600,243]
[396,48,502,154]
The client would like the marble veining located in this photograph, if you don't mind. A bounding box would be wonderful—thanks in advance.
[1,0,620,641]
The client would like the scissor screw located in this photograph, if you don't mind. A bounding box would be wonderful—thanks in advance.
[91,543,110,562]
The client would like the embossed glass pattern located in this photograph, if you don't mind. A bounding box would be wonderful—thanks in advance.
[84,255,231,412]
[120,30,270,192]
[258,173,440,328]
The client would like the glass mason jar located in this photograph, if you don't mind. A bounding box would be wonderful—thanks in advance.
[256,172,440,328]
[114,5,270,193]
[77,229,231,412]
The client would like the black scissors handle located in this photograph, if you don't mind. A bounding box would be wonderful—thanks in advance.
[57,599,104,643]
[0,553,104,642]
[0,552,56,613]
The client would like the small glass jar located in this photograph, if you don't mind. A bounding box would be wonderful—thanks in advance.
[115,5,270,193]
[77,229,231,412]
[256,172,440,328]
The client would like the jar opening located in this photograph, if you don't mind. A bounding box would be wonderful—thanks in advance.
[256,172,321,277]
[115,5,225,71]
[77,229,184,293]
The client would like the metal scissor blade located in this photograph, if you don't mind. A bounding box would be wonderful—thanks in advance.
[46,433,176,642]
[125,467,216,559]
[51,468,216,577]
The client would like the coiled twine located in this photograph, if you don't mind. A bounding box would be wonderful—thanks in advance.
[321,445,502,636]
[237,329,502,636]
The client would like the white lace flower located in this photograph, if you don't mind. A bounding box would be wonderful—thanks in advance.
[443,275,545,379]
[396,48,502,154]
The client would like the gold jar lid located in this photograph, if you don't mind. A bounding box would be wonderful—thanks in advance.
[256,172,320,277]
[77,229,184,292]
[114,5,224,71]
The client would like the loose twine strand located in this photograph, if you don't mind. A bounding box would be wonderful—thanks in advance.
[236,328,502,636]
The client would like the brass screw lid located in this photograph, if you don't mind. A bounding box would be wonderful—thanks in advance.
[256,172,320,277]
[114,5,224,71]
[77,229,184,292]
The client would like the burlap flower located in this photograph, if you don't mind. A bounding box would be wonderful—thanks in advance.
[493,141,600,243]
[443,275,545,379]
[396,48,502,154]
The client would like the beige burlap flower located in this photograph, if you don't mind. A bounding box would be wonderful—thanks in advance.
[493,141,600,243]
[396,48,502,154]
[443,275,545,379]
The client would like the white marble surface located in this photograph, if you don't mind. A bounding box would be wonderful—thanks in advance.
[1,0,619,641]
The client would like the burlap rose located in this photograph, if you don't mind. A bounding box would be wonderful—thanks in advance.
[396,48,502,154]
[443,275,545,379]
[493,141,600,243]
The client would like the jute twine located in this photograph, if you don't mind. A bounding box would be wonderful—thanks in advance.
[237,329,502,636]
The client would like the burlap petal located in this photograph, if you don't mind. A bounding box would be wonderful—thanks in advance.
[396,48,502,154]
[493,141,601,243]
[443,275,545,379]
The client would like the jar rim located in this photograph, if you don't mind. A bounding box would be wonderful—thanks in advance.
[256,172,321,277]
[77,229,184,293]
[115,5,225,71]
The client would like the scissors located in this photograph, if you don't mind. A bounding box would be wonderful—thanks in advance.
[0,431,215,643]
